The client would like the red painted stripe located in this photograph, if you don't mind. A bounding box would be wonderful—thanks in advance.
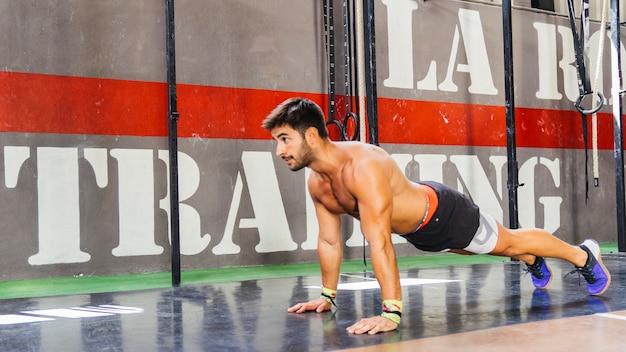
[377,98,614,150]
[0,71,168,136]
[176,84,320,140]
[0,72,615,150]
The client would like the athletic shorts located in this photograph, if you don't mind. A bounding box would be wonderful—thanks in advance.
[399,181,499,254]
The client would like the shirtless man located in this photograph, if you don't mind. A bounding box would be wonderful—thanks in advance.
[262,97,611,335]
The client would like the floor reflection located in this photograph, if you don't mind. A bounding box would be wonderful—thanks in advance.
[0,255,625,351]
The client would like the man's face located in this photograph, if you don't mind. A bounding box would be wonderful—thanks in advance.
[271,125,314,171]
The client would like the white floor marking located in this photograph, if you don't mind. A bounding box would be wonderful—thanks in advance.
[21,308,114,318]
[0,305,145,326]
[595,312,626,321]
[0,314,54,325]
[307,278,459,291]
[77,305,145,314]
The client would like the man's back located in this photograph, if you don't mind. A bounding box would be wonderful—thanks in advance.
[307,141,429,235]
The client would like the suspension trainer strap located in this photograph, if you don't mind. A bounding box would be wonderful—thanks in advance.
[323,0,336,122]
[579,99,590,202]
[342,0,352,114]
[355,0,367,143]
[567,0,592,95]
[566,0,595,202]
[592,0,610,187]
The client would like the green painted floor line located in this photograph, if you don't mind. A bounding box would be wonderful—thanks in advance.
[0,243,618,300]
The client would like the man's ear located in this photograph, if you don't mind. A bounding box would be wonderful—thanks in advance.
[305,127,319,144]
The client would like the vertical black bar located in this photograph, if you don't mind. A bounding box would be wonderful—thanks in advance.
[363,0,378,145]
[502,0,519,230]
[610,0,626,252]
[324,0,336,122]
[351,0,359,113]
[342,0,351,113]
[165,0,181,285]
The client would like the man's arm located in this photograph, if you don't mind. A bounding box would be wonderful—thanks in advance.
[288,176,343,314]
[316,201,343,294]
[345,158,402,334]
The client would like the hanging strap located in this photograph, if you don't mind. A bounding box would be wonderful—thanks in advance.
[567,0,592,95]
[342,0,351,114]
[567,0,605,114]
[323,0,336,122]
[591,0,610,187]
[566,0,590,201]
[566,0,605,202]
[355,0,367,143]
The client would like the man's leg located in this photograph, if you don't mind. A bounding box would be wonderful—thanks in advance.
[490,223,587,266]
[490,223,610,295]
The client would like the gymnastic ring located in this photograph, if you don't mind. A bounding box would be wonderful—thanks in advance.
[326,120,347,141]
[343,112,359,141]
[575,91,604,115]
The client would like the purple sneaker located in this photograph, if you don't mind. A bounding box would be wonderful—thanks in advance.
[576,239,611,295]
[525,256,552,289]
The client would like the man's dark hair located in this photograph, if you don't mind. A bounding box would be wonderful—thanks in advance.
[262,97,329,139]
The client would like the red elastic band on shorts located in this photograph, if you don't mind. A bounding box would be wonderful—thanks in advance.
[418,184,438,229]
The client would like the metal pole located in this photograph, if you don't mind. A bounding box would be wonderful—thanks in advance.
[609,0,626,252]
[363,0,378,145]
[502,0,519,230]
[165,0,182,285]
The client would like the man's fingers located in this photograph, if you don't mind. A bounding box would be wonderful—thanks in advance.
[367,326,380,335]
[346,316,398,335]
[296,304,309,313]
[287,303,304,313]
[346,319,368,334]
[288,300,329,314]
[316,300,330,312]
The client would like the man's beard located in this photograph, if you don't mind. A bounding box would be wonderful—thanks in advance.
[288,141,314,171]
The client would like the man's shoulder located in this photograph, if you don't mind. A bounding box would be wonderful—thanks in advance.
[306,170,329,192]
[349,144,393,170]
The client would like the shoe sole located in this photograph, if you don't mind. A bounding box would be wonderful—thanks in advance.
[583,241,612,296]
[591,251,611,296]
